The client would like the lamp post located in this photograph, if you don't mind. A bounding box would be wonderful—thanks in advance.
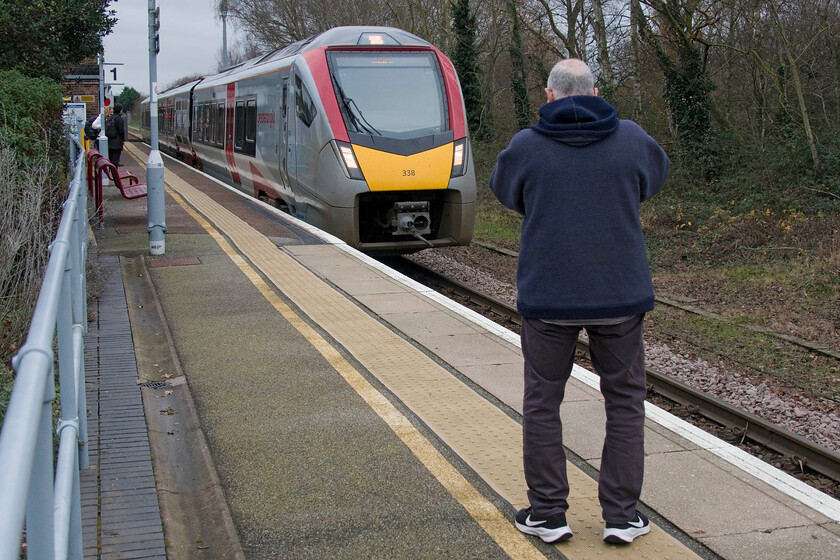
[97,53,109,169]
[221,1,229,68]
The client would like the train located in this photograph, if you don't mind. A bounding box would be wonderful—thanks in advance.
[140,26,476,254]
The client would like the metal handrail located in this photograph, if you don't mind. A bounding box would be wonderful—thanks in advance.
[0,134,90,560]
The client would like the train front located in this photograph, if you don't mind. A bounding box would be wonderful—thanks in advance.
[307,30,476,254]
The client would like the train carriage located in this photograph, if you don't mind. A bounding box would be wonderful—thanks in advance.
[141,26,476,254]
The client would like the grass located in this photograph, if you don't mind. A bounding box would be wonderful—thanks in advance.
[647,306,840,397]
[474,195,521,247]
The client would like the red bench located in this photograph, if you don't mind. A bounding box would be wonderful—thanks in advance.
[86,149,139,196]
[94,156,148,225]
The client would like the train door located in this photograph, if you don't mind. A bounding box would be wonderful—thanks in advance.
[290,71,318,218]
[279,73,292,191]
[225,83,242,185]
[286,73,298,198]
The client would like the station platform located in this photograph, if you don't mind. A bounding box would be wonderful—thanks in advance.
[80,140,840,560]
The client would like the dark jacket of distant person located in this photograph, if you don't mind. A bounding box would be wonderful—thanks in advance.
[107,105,127,151]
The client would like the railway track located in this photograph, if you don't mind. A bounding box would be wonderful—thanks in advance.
[384,256,840,484]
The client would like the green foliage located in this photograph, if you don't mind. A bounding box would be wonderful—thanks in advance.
[117,86,142,113]
[633,1,714,172]
[451,0,488,138]
[0,70,65,159]
[0,72,69,423]
[661,42,714,153]
[506,0,533,130]
[0,0,116,80]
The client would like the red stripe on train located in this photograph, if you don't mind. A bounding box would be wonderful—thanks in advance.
[249,163,281,199]
[433,46,466,139]
[303,47,349,143]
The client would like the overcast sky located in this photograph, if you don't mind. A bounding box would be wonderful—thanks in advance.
[103,0,242,96]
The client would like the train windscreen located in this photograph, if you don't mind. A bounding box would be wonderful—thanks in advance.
[329,51,447,139]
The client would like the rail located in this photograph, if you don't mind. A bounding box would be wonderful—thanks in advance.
[0,136,90,560]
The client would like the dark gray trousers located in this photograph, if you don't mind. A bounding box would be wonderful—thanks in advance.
[108,147,122,167]
[521,314,647,523]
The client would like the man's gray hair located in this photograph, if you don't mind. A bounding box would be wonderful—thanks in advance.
[547,59,596,98]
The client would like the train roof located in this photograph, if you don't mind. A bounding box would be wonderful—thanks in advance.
[304,26,430,51]
[189,26,434,93]
[162,78,203,97]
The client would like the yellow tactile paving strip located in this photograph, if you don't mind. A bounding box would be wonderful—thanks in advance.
[128,145,703,559]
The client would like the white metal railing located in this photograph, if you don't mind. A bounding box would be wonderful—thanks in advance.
[0,135,90,560]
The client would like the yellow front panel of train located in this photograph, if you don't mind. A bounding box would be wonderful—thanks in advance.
[354,143,453,192]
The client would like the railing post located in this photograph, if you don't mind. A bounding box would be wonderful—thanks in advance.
[69,175,90,468]
[56,255,83,560]
[26,372,57,559]
[76,163,89,334]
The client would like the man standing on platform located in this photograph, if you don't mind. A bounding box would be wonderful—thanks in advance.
[106,103,127,166]
[489,58,669,545]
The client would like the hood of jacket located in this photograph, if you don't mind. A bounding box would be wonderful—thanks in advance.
[531,95,619,146]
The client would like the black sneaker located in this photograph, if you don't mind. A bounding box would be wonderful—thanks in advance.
[603,510,650,544]
[514,507,573,543]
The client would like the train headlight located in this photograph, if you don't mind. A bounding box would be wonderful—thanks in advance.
[451,139,468,177]
[333,140,365,180]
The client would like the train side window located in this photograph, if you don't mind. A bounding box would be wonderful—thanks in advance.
[216,102,225,147]
[244,99,257,156]
[204,103,211,142]
[197,104,205,142]
[234,98,256,156]
[234,100,245,150]
[207,102,214,144]
[295,76,316,127]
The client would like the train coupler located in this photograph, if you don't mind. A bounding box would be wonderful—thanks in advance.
[391,201,431,236]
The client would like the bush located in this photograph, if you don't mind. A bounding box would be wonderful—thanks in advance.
[0,70,65,160]
[0,72,68,421]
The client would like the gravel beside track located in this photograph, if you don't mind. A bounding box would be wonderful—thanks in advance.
[408,247,840,456]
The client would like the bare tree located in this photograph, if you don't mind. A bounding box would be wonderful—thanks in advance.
[709,0,840,174]
[225,0,390,48]
[508,0,534,128]
[533,0,587,58]
[630,0,645,118]
[590,0,615,86]
[635,0,719,162]
[768,0,820,173]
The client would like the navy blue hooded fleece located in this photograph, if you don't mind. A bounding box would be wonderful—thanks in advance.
[489,95,670,320]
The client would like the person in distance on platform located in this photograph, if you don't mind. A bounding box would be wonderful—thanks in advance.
[489,58,670,545]
[106,103,127,167]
